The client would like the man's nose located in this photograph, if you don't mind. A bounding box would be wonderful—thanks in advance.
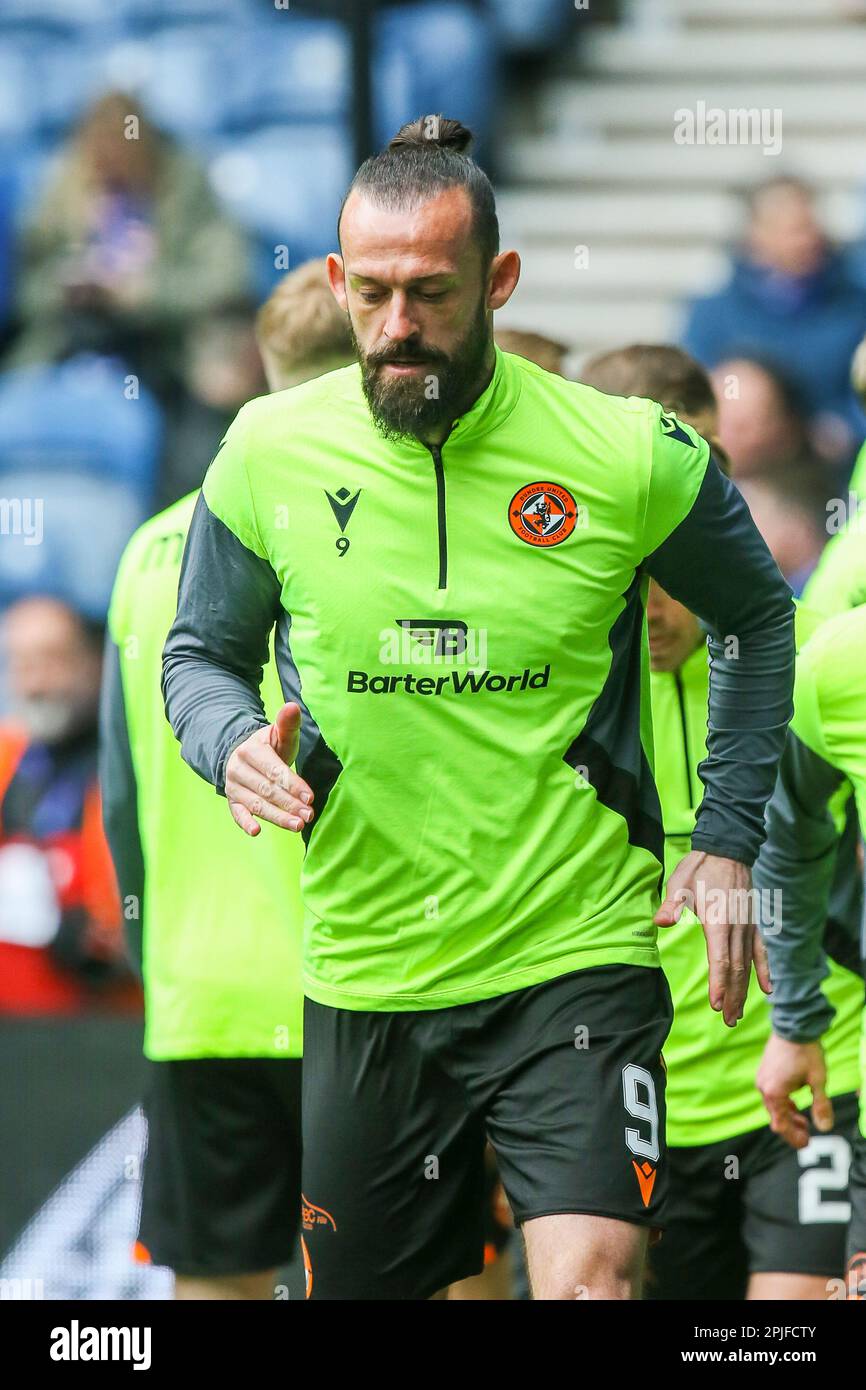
[382,293,417,342]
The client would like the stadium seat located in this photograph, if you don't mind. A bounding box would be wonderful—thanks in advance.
[225,17,351,130]
[486,0,574,55]
[103,28,236,141]
[0,171,15,326]
[373,2,499,162]
[0,356,162,618]
[117,0,258,35]
[0,0,107,33]
[208,124,352,266]
[0,43,41,144]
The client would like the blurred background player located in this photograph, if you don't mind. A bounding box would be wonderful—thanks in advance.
[100,258,352,1299]
[753,606,866,1300]
[0,596,141,1258]
[493,327,567,376]
[581,344,863,1300]
[0,596,137,1014]
[801,331,866,618]
[683,176,866,473]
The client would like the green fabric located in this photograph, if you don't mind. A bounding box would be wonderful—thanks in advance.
[791,606,866,1119]
[108,492,304,1059]
[801,512,866,621]
[203,350,712,1010]
[651,643,861,1146]
[791,607,866,835]
[849,439,866,499]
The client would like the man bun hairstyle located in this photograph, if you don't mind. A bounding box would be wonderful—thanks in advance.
[388,114,473,154]
[338,114,499,268]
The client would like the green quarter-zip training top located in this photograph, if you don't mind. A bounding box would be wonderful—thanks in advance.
[163,348,795,1011]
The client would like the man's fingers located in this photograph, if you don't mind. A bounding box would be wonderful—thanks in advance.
[229,755,314,819]
[726,924,747,1024]
[654,897,681,926]
[751,926,773,995]
[703,924,730,1016]
[811,1083,834,1134]
[229,800,263,837]
[763,1095,810,1150]
[272,702,302,764]
[654,887,688,927]
[237,737,312,796]
[229,786,307,832]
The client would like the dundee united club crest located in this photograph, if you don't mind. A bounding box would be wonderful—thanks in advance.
[508,482,578,547]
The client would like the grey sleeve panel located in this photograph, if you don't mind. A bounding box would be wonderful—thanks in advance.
[825,798,865,976]
[644,458,795,866]
[162,491,280,795]
[752,730,846,1042]
[98,636,144,974]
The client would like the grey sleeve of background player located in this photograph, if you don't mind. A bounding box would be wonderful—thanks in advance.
[162,491,282,794]
[644,458,795,867]
[98,637,144,973]
[752,730,847,1042]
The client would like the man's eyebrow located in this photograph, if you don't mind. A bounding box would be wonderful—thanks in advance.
[349,271,458,287]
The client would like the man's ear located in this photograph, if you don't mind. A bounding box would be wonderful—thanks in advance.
[327,252,348,310]
[488,250,521,312]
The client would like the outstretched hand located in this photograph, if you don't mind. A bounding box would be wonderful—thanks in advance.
[224,702,314,836]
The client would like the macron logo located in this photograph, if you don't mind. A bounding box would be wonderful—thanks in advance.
[50,1320,151,1371]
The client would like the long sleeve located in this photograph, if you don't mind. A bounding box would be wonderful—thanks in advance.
[644,454,795,866]
[752,730,846,1041]
[162,454,282,794]
[98,636,145,973]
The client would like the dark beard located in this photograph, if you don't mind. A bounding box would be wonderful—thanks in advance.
[351,298,491,443]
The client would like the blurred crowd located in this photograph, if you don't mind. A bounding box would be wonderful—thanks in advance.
[1,0,865,1039]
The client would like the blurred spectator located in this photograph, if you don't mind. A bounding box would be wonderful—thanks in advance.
[256,257,354,391]
[736,472,826,596]
[160,258,356,507]
[683,177,866,468]
[495,327,567,376]
[580,343,718,443]
[709,357,808,480]
[0,597,139,1016]
[7,92,252,399]
[158,297,267,509]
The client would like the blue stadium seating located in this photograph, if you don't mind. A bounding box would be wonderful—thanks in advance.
[0,356,162,618]
[116,27,236,141]
[486,0,573,54]
[208,123,352,265]
[118,0,259,36]
[373,3,498,162]
[0,43,40,143]
[0,0,105,34]
[225,18,351,130]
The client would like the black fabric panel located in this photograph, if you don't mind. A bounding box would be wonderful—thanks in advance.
[644,455,792,637]
[299,735,344,847]
[644,456,795,865]
[563,573,664,866]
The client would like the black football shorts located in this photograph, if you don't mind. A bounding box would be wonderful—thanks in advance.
[646,1090,860,1300]
[139,1056,302,1279]
[301,963,673,1299]
[846,1123,866,1298]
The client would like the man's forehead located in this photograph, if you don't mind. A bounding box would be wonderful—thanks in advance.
[340,186,475,276]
